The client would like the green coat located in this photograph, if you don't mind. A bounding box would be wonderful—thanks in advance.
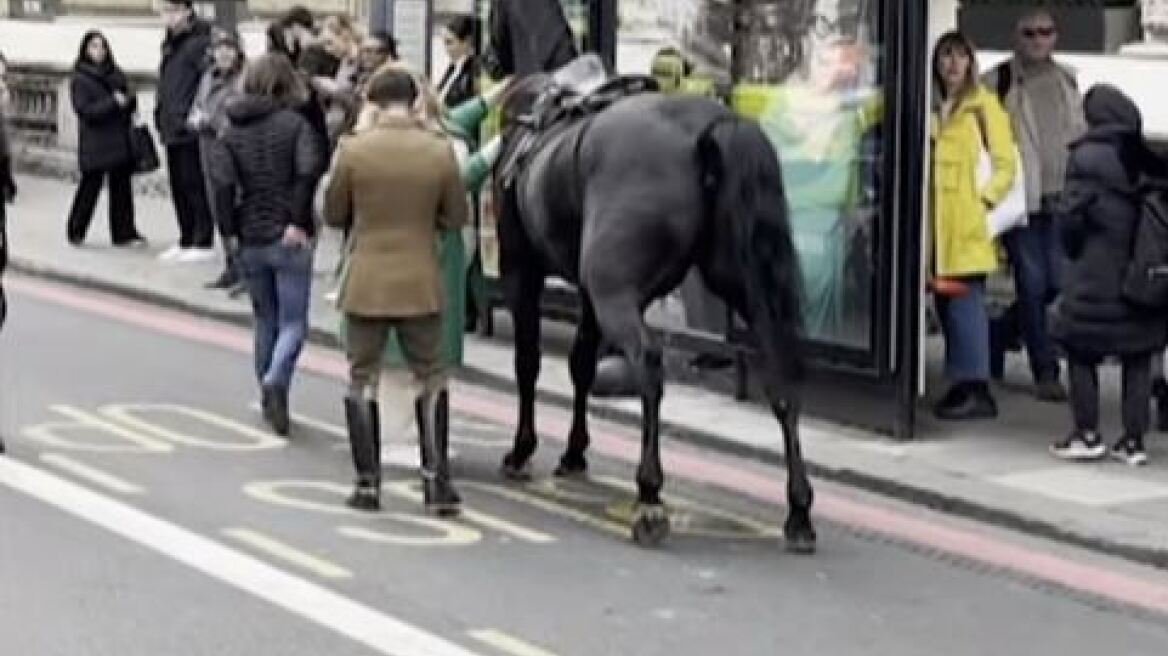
[377,97,493,369]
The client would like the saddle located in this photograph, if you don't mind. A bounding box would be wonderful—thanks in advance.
[498,55,660,189]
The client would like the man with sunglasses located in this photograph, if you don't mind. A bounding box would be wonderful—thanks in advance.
[983,9,1086,402]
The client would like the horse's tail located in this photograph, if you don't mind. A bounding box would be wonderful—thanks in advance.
[697,117,806,389]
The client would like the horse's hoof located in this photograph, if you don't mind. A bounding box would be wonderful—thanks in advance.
[631,504,670,548]
[500,454,533,482]
[554,453,588,478]
[784,525,817,555]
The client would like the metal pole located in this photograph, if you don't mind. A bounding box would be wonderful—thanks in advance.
[894,0,929,441]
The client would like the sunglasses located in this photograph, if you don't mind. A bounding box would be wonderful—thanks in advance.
[1021,26,1056,39]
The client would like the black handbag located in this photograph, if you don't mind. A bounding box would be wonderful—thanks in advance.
[130,124,160,174]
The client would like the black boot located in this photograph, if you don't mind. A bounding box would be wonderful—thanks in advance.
[1153,377,1168,432]
[261,383,290,436]
[935,381,998,421]
[416,389,460,517]
[345,397,382,511]
[205,252,241,290]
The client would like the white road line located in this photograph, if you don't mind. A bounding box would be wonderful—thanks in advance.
[0,458,483,656]
[39,453,144,495]
[469,629,559,656]
[223,528,353,580]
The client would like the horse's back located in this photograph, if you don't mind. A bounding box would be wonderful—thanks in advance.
[575,94,728,301]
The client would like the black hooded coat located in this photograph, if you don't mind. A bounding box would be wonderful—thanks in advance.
[1051,84,1168,357]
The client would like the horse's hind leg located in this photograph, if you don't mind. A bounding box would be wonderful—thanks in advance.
[591,294,669,546]
[700,262,815,553]
[500,261,545,481]
[771,393,816,553]
[556,295,600,476]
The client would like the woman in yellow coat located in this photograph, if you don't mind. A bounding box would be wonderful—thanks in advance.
[930,31,1018,421]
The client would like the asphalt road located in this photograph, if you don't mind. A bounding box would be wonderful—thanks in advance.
[2,277,1168,656]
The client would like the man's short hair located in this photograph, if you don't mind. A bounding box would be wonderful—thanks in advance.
[280,5,315,30]
[1017,8,1056,28]
[366,68,417,107]
[366,31,399,60]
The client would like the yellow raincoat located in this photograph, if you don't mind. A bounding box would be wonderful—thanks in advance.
[931,85,1017,277]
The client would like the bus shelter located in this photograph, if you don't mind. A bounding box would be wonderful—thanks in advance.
[471,0,931,438]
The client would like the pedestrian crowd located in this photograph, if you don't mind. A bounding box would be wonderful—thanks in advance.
[9,0,506,515]
[930,9,1168,467]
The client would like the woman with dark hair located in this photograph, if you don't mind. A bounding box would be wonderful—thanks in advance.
[66,31,145,247]
[191,29,246,292]
[929,30,1017,421]
[437,15,478,109]
[209,53,323,436]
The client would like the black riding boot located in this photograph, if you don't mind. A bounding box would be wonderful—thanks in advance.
[416,389,460,516]
[345,397,381,511]
[205,252,241,290]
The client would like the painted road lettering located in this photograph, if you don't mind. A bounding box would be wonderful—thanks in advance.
[23,405,174,453]
[102,404,285,451]
[245,480,488,548]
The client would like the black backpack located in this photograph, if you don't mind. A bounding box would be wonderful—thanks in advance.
[1121,182,1168,310]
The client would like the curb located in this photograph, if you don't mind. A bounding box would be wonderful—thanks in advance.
[9,260,1168,571]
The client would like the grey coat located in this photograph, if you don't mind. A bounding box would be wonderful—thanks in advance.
[983,58,1087,212]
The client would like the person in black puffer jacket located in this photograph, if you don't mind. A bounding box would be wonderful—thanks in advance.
[66,31,144,247]
[1050,84,1168,466]
[209,53,323,437]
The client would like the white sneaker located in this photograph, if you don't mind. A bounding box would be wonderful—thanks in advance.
[177,248,217,263]
[158,245,184,261]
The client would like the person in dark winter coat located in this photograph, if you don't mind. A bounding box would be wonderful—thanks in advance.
[66,31,144,247]
[190,29,245,291]
[156,0,216,262]
[438,15,479,110]
[1050,84,1167,466]
[0,54,11,454]
[209,53,323,437]
[483,0,578,79]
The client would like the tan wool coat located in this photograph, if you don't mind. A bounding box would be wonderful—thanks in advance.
[324,116,469,318]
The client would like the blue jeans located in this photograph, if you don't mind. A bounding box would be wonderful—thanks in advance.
[937,277,990,383]
[240,242,314,390]
[993,209,1061,381]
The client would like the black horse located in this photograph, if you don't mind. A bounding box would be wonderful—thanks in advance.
[488,58,815,551]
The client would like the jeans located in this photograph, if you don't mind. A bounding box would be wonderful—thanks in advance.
[937,276,990,383]
[993,209,1061,381]
[240,242,314,390]
[1067,351,1152,438]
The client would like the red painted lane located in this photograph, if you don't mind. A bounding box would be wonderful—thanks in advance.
[9,275,1168,615]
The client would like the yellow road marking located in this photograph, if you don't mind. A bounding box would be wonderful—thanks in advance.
[383,481,556,544]
[102,404,284,451]
[39,453,144,495]
[463,482,628,537]
[469,629,559,656]
[223,528,352,579]
[23,405,173,453]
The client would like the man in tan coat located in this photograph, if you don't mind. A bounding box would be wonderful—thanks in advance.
[325,68,469,514]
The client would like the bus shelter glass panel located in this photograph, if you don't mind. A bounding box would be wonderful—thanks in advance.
[617,0,886,354]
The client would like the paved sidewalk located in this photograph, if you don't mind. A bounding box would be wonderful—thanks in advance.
[6,173,1168,569]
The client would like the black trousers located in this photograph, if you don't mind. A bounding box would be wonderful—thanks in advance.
[166,142,214,249]
[1068,350,1153,438]
[66,166,138,245]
